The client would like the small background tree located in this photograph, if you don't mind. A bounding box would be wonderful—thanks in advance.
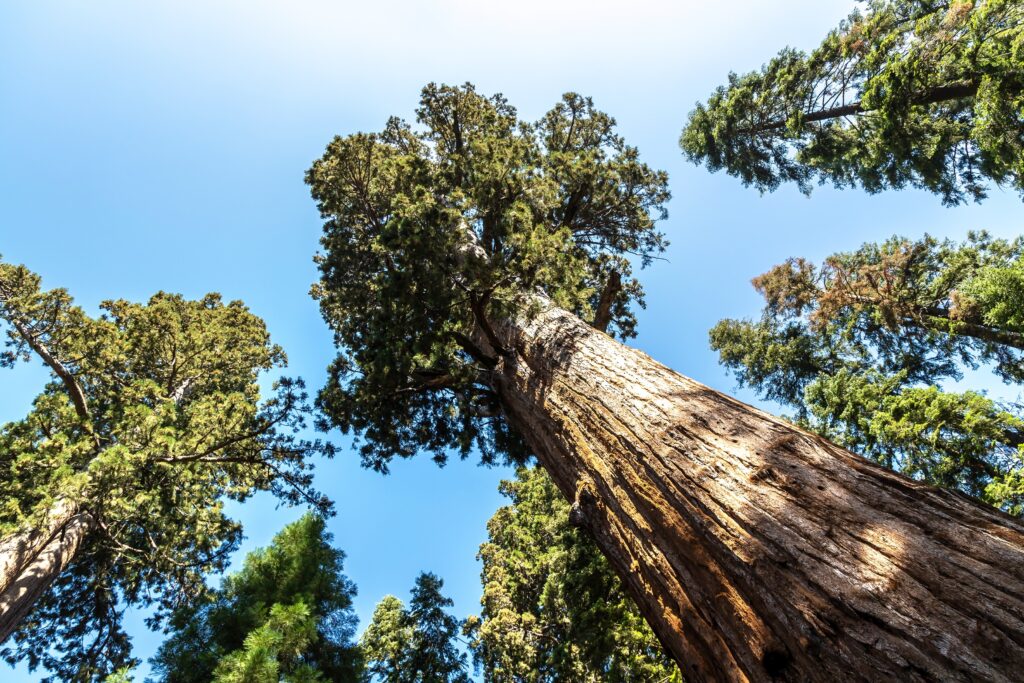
[361,572,470,683]
[152,513,361,683]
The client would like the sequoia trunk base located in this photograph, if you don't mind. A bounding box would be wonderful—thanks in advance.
[492,303,1024,682]
[0,501,93,643]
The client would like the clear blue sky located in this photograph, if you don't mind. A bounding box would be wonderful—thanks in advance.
[2,1,1021,679]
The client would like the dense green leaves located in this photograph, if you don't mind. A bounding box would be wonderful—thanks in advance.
[681,0,1024,205]
[308,83,669,472]
[359,596,409,683]
[361,572,470,683]
[466,467,680,682]
[0,259,328,680]
[710,233,1024,513]
[152,513,361,683]
[210,601,323,683]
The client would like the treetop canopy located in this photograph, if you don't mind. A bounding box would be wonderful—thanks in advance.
[681,0,1024,205]
[307,83,670,472]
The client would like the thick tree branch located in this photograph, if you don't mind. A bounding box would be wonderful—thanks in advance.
[918,307,1024,351]
[398,369,466,395]
[470,291,510,357]
[451,331,498,369]
[739,80,980,135]
[592,270,621,333]
[6,316,92,423]
[0,276,95,428]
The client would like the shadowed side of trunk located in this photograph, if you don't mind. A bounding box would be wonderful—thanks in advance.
[491,302,1024,682]
[0,501,94,643]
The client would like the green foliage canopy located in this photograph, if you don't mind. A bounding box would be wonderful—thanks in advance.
[361,572,470,683]
[307,83,669,472]
[152,513,361,683]
[0,259,328,680]
[681,0,1024,205]
[709,233,1024,513]
[465,466,680,682]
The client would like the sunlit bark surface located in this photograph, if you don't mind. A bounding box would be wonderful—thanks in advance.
[493,303,1024,682]
[0,500,93,643]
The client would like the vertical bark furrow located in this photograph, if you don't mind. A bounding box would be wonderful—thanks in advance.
[540,363,767,676]
[493,303,1024,682]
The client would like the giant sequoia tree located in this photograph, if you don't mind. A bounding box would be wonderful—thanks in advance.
[681,0,1024,205]
[0,260,327,680]
[711,232,1024,513]
[308,83,1024,681]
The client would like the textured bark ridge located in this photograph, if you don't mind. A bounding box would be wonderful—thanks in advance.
[0,500,94,643]
[492,303,1024,682]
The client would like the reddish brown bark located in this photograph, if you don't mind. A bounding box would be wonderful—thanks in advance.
[491,302,1024,682]
[0,501,94,643]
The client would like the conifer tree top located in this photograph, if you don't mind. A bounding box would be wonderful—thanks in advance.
[152,513,361,683]
[307,83,670,471]
[680,0,1024,205]
[361,572,471,683]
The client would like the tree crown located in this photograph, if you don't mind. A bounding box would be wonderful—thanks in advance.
[307,83,669,471]
[152,513,361,683]
[0,259,328,679]
[681,0,1024,205]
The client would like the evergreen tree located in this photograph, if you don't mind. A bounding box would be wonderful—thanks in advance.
[680,0,1024,205]
[152,513,361,683]
[466,466,680,682]
[308,82,1024,680]
[710,232,1024,513]
[0,259,328,681]
[361,573,470,683]
[309,83,670,471]
[359,596,410,683]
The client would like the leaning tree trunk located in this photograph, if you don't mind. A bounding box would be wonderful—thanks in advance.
[490,302,1024,682]
[0,500,94,643]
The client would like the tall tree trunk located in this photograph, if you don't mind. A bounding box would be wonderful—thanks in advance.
[0,500,94,643]
[491,302,1024,682]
